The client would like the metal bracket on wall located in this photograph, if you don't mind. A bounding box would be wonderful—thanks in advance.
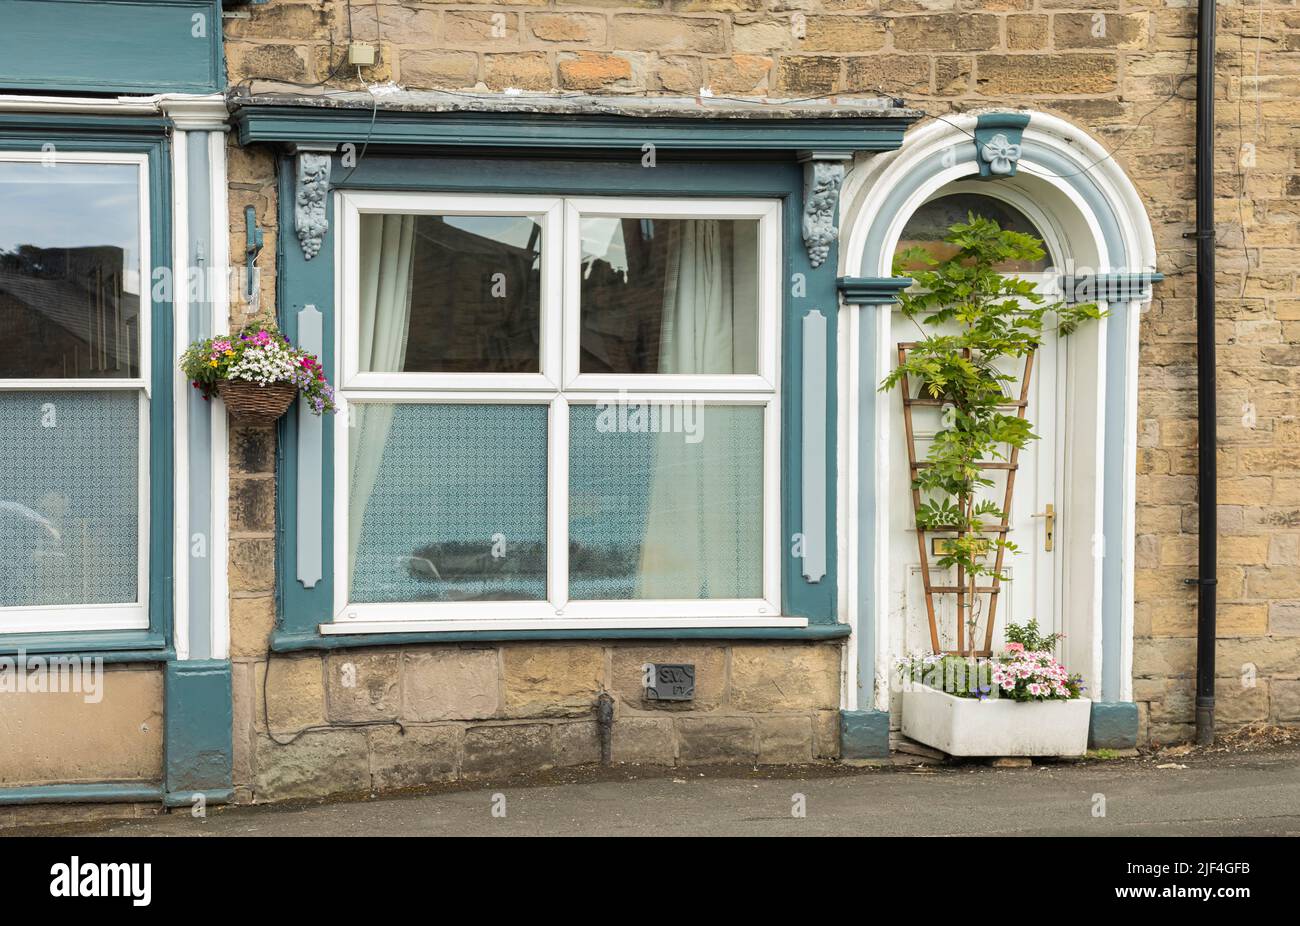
[244,205,263,304]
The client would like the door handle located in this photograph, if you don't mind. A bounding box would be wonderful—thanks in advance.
[1032,503,1055,552]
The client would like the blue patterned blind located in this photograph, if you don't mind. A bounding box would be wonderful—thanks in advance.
[0,391,140,607]
[349,403,548,603]
[568,403,763,600]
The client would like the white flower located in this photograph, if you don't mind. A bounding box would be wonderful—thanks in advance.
[228,340,295,386]
[980,133,1022,176]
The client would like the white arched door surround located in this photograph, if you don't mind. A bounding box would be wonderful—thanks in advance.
[836,111,1159,716]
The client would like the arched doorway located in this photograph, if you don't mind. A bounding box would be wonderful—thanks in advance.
[891,185,1065,659]
[836,111,1160,734]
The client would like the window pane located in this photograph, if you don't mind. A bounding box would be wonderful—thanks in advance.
[568,402,763,600]
[896,193,1051,273]
[0,391,139,607]
[0,161,142,379]
[579,217,760,375]
[349,403,548,603]
[356,213,542,374]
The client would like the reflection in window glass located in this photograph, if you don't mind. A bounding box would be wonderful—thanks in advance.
[356,213,542,374]
[349,403,548,603]
[579,217,759,375]
[568,403,763,600]
[0,391,140,607]
[0,161,141,379]
[896,193,1051,273]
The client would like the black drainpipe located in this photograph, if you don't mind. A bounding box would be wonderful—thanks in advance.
[1191,0,1218,746]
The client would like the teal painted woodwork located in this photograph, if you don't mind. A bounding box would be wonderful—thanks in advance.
[273,152,841,639]
[234,104,912,154]
[838,276,913,304]
[1088,701,1139,750]
[0,782,163,805]
[0,634,172,662]
[276,164,336,636]
[164,788,233,807]
[0,0,224,94]
[839,709,890,758]
[164,659,233,800]
[1062,272,1164,303]
[973,112,1030,179]
[0,116,173,656]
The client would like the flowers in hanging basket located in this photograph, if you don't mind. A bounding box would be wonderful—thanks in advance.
[180,321,336,417]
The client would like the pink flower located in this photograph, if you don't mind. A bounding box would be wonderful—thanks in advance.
[1006,642,1025,653]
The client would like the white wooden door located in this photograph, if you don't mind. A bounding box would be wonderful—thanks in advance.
[891,294,1062,656]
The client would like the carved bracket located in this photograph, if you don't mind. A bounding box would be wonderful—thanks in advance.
[979,133,1022,177]
[799,151,850,269]
[294,148,334,261]
[973,112,1030,180]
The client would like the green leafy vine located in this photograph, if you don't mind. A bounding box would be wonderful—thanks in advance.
[880,214,1104,656]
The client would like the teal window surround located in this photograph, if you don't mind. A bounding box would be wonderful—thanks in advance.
[270,150,849,650]
[232,104,913,155]
[0,114,174,659]
[0,0,224,95]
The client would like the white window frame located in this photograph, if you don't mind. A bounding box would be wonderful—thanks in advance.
[331,192,796,632]
[0,151,151,634]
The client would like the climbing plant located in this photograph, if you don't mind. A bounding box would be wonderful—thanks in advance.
[881,214,1104,656]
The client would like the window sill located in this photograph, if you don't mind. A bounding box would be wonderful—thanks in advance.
[270,619,847,652]
[323,616,807,635]
[0,629,171,662]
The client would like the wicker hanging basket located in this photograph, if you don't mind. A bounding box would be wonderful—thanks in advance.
[216,380,297,425]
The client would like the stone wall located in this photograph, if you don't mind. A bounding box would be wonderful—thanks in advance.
[0,666,164,789]
[232,642,840,801]
[223,1,1300,759]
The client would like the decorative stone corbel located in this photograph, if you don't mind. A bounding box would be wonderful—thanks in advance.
[973,113,1030,180]
[293,146,335,261]
[979,133,1022,176]
[799,151,851,269]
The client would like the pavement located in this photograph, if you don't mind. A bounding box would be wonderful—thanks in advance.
[24,743,1300,837]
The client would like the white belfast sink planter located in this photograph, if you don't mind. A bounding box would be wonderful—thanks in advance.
[901,685,1092,757]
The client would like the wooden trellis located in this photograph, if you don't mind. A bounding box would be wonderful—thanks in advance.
[897,343,1036,657]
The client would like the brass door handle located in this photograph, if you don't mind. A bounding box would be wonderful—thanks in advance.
[1032,503,1055,552]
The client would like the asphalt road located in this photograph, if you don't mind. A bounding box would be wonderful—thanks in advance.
[23,744,1299,837]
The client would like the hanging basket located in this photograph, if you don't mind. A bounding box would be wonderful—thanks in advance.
[216,380,297,425]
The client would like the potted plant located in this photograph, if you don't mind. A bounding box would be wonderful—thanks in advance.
[181,320,336,425]
[881,216,1101,757]
[898,621,1091,757]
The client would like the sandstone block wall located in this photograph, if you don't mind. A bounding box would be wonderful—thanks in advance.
[234,642,841,801]
[223,2,1300,757]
